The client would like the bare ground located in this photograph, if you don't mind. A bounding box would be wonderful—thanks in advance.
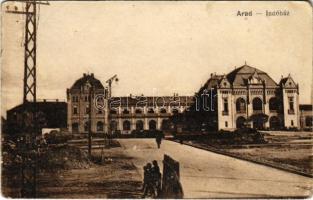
[2,144,143,198]
[182,131,313,176]
[38,145,143,198]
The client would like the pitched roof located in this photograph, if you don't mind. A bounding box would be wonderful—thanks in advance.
[226,65,278,87]
[201,74,223,90]
[70,73,104,90]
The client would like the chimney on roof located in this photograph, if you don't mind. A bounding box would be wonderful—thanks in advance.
[210,73,213,78]
[83,73,86,77]
[91,73,94,77]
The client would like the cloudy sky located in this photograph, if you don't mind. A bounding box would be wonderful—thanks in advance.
[1,1,312,116]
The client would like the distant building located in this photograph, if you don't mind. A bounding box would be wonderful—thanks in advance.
[299,104,312,130]
[6,100,67,136]
[66,73,194,135]
[109,95,194,134]
[66,73,107,134]
[195,64,300,130]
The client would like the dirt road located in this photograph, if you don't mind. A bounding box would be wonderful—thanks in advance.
[117,139,313,198]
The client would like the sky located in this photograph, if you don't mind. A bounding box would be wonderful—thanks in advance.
[1,1,312,117]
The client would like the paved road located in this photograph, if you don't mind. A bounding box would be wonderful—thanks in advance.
[117,139,313,198]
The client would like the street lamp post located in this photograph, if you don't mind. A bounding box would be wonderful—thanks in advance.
[105,75,118,146]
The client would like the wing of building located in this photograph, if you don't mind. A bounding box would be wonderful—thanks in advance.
[66,73,194,135]
[195,64,300,131]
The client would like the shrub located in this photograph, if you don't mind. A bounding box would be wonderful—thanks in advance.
[44,131,72,144]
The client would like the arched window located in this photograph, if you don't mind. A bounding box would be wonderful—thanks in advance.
[110,109,117,114]
[149,120,157,130]
[252,97,263,112]
[136,120,144,131]
[236,117,246,129]
[135,109,142,114]
[172,108,179,114]
[161,119,170,130]
[97,121,104,132]
[160,108,167,113]
[110,121,117,132]
[269,116,280,130]
[123,109,130,114]
[236,98,246,113]
[269,97,278,111]
[306,117,312,127]
[148,108,155,114]
[123,120,131,130]
[72,123,79,133]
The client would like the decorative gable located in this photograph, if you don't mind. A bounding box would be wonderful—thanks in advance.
[248,71,263,85]
[284,76,296,88]
[219,76,231,88]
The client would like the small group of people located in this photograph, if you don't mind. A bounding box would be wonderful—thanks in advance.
[142,160,162,198]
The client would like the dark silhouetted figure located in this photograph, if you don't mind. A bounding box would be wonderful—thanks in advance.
[151,160,162,196]
[155,132,164,149]
[143,163,155,198]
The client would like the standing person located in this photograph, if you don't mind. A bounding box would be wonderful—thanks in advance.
[142,165,148,195]
[142,163,153,197]
[155,131,164,149]
[151,160,162,195]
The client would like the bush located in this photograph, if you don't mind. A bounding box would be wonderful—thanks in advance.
[174,128,266,145]
[38,145,91,171]
[44,131,72,144]
[129,130,163,138]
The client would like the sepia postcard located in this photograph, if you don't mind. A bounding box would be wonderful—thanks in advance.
[1,0,312,198]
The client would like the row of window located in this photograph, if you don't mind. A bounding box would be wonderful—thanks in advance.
[222,97,295,115]
[72,106,103,115]
[109,108,180,115]
[223,116,288,129]
[72,121,104,132]
[72,119,170,132]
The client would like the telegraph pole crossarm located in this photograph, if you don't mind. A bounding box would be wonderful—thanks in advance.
[5,0,49,197]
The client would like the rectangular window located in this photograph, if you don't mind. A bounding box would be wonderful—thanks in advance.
[225,121,228,127]
[73,107,78,115]
[291,120,294,126]
[86,106,90,114]
[288,97,294,111]
[72,96,78,102]
[222,98,229,115]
